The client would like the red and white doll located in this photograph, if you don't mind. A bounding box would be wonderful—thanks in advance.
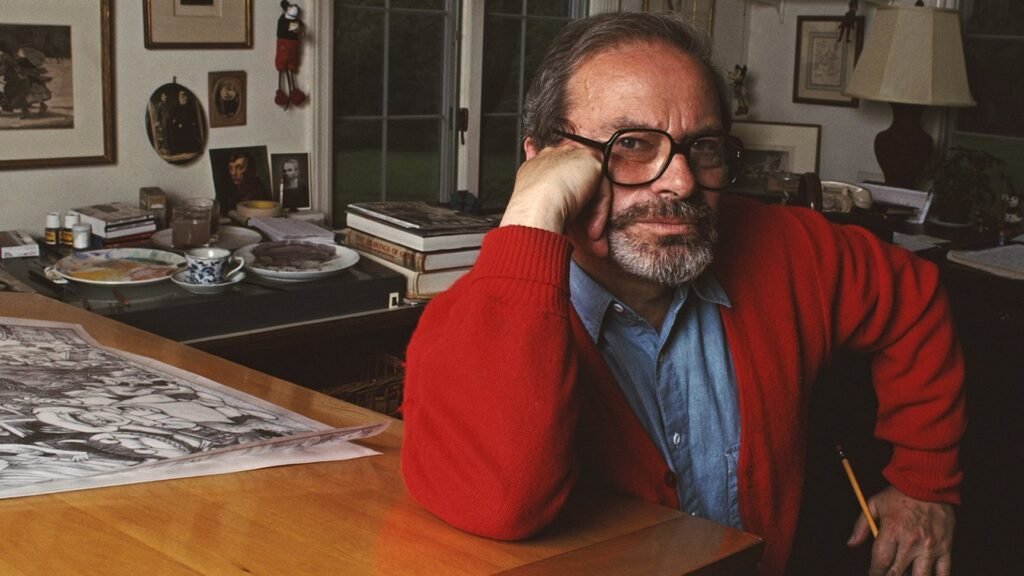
[275,1,307,109]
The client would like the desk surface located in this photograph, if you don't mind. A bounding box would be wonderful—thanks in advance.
[0,293,761,575]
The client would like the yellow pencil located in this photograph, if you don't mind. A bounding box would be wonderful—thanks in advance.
[836,444,879,538]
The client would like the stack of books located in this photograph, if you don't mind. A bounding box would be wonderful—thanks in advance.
[342,201,497,300]
[72,202,158,248]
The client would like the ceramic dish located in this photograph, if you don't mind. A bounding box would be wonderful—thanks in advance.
[51,248,185,286]
[170,269,246,295]
[151,225,264,252]
[235,241,359,282]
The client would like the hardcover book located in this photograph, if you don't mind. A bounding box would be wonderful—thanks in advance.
[355,251,471,299]
[346,201,497,232]
[345,212,489,252]
[73,202,156,236]
[340,228,479,272]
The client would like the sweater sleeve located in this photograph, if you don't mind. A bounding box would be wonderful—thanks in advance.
[400,226,583,539]
[815,217,966,504]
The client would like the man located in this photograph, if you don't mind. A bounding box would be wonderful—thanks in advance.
[400,12,964,576]
[279,157,309,210]
[222,151,269,215]
[165,90,203,159]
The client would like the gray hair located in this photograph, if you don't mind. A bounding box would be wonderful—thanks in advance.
[522,11,732,150]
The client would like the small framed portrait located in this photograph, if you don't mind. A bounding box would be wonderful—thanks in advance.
[208,71,246,128]
[208,145,271,217]
[271,152,311,211]
[793,15,864,107]
[145,82,206,164]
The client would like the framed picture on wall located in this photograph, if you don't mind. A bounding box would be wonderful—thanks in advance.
[208,71,246,128]
[793,15,864,107]
[144,0,253,49]
[729,121,821,193]
[0,0,115,170]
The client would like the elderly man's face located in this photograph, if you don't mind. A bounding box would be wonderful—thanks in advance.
[564,40,723,285]
[282,161,299,185]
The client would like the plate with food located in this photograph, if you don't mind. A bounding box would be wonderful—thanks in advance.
[51,248,185,286]
[235,241,359,282]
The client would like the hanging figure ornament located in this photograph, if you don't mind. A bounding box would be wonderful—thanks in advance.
[275,1,307,110]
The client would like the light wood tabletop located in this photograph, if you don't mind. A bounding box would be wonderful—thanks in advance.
[0,293,762,575]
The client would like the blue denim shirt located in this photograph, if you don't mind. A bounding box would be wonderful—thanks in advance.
[569,260,743,528]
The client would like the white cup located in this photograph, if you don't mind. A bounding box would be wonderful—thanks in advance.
[184,247,244,285]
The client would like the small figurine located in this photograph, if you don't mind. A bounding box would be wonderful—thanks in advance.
[728,64,749,117]
[837,1,859,44]
[275,1,307,109]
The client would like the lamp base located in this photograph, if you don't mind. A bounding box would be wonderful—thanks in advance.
[874,103,932,189]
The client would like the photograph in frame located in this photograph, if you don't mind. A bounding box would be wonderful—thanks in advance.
[144,0,253,49]
[0,0,114,170]
[209,145,272,217]
[208,71,246,128]
[793,16,864,107]
[729,121,821,194]
[271,153,312,211]
[145,82,207,164]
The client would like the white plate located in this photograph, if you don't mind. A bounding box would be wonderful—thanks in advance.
[52,248,185,286]
[171,269,246,295]
[151,225,264,252]
[235,241,359,282]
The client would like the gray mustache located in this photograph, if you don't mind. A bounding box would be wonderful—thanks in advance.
[608,198,713,230]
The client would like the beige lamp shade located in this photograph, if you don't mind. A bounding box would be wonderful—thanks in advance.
[844,6,976,107]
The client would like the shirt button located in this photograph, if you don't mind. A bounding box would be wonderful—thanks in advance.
[663,471,676,487]
[672,432,682,447]
[612,303,625,313]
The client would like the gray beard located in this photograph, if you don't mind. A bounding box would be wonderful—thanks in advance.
[607,197,718,286]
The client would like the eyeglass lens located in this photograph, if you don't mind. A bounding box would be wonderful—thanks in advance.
[607,129,738,189]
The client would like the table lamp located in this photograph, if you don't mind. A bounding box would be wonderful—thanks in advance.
[843,2,975,189]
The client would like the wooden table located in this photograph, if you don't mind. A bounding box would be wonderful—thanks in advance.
[0,293,762,575]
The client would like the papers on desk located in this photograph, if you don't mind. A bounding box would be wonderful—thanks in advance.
[248,217,335,244]
[893,232,949,253]
[947,244,1024,280]
[0,316,387,499]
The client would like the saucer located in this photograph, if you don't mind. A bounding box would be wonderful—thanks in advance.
[171,269,245,295]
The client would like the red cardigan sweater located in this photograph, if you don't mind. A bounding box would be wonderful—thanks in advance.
[401,198,965,576]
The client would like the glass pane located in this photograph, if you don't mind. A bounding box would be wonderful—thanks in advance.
[478,115,520,210]
[389,12,445,115]
[391,0,445,8]
[386,119,442,201]
[336,0,385,7]
[487,0,523,15]
[957,39,1024,137]
[524,18,569,94]
[482,15,522,114]
[335,8,384,116]
[964,0,1024,36]
[334,119,383,227]
[527,0,571,17]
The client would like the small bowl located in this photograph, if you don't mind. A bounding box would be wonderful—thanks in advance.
[236,200,282,219]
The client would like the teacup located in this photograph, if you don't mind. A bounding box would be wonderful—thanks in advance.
[184,247,244,285]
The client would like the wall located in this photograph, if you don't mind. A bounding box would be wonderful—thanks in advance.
[727,0,949,184]
[0,1,317,233]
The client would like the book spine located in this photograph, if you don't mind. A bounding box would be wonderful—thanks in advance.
[343,229,426,271]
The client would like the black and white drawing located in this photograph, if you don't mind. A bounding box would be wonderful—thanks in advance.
[0,317,385,498]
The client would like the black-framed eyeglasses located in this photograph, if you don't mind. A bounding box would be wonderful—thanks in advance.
[556,128,744,190]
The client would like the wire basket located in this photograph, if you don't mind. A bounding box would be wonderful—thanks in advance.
[321,353,405,419]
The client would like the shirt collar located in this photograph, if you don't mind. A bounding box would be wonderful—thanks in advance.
[569,259,731,343]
